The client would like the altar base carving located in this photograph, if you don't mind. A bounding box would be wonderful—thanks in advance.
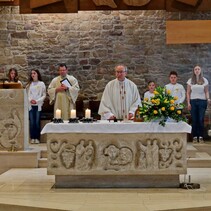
[47,132,187,188]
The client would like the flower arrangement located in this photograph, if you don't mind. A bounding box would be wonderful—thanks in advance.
[139,86,187,126]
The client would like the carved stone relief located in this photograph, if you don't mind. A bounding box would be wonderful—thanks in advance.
[48,134,186,175]
[0,108,22,150]
[137,138,184,170]
[0,89,17,100]
[103,144,133,170]
[49,139,95,171]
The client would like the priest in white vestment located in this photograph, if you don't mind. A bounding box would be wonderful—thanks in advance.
[98,65,141,120]
[48,64,80,120]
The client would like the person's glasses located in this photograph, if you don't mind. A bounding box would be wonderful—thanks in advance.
[116,71,126,74]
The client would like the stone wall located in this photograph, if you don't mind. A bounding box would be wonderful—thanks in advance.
[0,6,211,100]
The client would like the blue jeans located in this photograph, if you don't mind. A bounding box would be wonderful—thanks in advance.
[29,106,41,140]
[190,99,207,138]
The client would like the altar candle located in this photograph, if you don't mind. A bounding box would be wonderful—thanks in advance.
[70,109,76,118]
[55,109,61,119]
[85,109,91,118]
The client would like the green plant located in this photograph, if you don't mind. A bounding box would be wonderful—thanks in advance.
[140,86,187,126]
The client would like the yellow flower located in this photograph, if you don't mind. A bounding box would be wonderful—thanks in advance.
[170,106,175,111]
[155,99,160,105]
[170,100,175,104]
[153,90,159,95]
[177,110,181,114]
[151,99,156,104]
[161,107,165,111]
[167,90,171,95]
[174,96,178,100]
[164,99,169,104]
[144,97,148,102]
[153,110,158,114]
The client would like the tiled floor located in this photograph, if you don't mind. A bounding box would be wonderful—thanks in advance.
[0,168,211,210]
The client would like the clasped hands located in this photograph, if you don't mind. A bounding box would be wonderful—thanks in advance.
[56,84,68,92]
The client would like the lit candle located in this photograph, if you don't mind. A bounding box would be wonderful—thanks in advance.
[55,109,61,119]
[70,109,76,118]
[85,109,91,118]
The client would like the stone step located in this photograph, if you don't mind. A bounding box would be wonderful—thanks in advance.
[41,150,47,158]
[195,152,211,158]
[38,158,47,168]
[0,150,40,174]
[187,158,211,168]
[187,144,197,158]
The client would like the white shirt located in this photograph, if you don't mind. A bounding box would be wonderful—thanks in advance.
[27,81,46,111]
[144,91,154,100]
[165,83,186,104]
[187,77,209,100]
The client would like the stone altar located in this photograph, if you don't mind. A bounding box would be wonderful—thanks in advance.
[0,89,29,151]
[41,121,191,188]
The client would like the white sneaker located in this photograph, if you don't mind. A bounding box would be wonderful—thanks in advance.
[31,139,35,144]
[192,137,198,144]
[199,137,204,144]
[34,139,40,144]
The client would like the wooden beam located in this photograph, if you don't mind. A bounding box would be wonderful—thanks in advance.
[166,20,211,44]
[166,0,211,12]
[92,0,117,8]
[0,0,18,6]
[30,0,62,9]
[79,0,165,11]
[63,0,78,12]
[175,0,198,6]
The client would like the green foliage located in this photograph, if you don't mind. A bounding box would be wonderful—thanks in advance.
[140,86,187,126]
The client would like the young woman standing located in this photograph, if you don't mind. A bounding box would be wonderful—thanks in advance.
[187,65,210,144]
[26,69,46,144]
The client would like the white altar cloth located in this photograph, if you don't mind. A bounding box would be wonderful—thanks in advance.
[41,121,191,134]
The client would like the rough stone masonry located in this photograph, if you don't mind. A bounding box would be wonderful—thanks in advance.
[0,7,210,100]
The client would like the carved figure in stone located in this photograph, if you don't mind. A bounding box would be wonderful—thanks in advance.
[123,0,151,6]
[83,140,95,170]
[75,139,86,169]
[152,139,159,169]
[0,108,22,150]
[138,139,159,170]
[159,138,183,169]
[104,144,133,170]
[138,138,184,170]
[92,0,117,8]
[60,144,75,169]
[159,147,173,168]
[75,140,95,170]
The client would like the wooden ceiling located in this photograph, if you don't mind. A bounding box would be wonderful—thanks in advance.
[1,0,211,13]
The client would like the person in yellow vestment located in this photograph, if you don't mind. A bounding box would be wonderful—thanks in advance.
[48,64,80,120]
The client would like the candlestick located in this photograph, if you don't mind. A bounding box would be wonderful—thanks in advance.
[85,108,91,118]
[55,109,61,119]
[70,109,76,118]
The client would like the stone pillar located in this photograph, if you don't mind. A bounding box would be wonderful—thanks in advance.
[0,89,29,151]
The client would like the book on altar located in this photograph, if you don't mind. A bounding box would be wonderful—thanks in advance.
[60,78,72,88]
